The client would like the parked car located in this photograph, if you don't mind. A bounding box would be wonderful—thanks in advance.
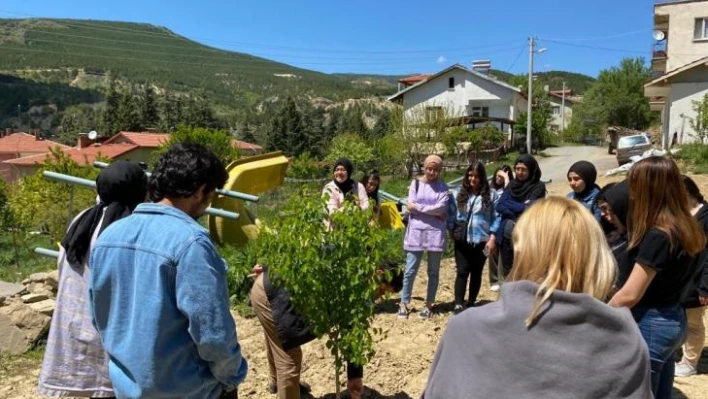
[616,134,653,165]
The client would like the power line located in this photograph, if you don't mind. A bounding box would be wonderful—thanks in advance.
[539,29,648,42]
[506,44,527,72]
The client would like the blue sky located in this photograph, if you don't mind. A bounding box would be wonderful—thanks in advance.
[2,0,659,77]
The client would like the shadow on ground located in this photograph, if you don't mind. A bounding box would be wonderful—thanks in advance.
[319,386,413,399]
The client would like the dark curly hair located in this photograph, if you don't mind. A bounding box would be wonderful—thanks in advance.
[682,175,705,203]
[457,162,491,211]
[149,142,229,202]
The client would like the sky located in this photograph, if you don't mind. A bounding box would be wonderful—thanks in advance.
[1,0,661,77]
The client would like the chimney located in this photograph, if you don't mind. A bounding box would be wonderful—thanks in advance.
[472,59,491,75]
[77,133,93,149]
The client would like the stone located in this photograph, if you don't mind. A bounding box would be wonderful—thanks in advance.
[45,270,59,289]
[27,282,54,297]
[0,281,26,298]
[21,293,49,304]
[29,272,49,283]
[0,295,5,306]
[0,312,30,355]
[0,301,51,343]
[29,299,56,316]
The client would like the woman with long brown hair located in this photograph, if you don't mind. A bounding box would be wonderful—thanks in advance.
[424,197,651,398]
[609,157,705,399]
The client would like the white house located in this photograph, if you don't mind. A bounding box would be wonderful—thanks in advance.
[388,64,528,139]
[644,0,708,146]
[548,89,582,132]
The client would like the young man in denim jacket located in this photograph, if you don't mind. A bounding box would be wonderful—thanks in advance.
[90,143,247,399]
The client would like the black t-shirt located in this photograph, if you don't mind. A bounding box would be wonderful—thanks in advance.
[628,228,698,307]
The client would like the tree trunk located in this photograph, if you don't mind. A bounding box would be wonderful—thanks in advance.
[334,334,341,399]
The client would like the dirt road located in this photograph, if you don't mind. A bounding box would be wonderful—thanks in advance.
[536,145,617,185]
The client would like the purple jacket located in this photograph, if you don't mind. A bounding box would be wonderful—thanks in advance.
[404,179,449,252]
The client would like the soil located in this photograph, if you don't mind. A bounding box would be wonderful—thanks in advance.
[1,149,707,398]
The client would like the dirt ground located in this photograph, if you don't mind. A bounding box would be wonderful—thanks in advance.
[1,155,708,398]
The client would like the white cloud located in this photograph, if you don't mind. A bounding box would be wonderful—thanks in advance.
[436,55,447,64]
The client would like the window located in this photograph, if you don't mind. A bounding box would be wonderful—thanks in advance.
[425,106,444,121]
[448,77,455,89]
[618,135,650,148]
[471,106,489,117]
[695,18,708,40]
[552,106,561,115]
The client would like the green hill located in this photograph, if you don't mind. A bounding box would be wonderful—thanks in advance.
[490,69,595,94]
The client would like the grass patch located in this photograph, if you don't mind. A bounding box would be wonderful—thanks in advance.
[0,344,45,377]
[0,233,56,282]
[675,144,708,174]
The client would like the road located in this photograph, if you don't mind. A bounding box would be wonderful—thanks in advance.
[535,146,617,196]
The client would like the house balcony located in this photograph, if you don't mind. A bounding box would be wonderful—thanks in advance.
[651,41,667,73]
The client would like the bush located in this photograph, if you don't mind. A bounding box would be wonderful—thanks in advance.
[151,125,240,167]
[327,133,374,175]
[287,152,329,180]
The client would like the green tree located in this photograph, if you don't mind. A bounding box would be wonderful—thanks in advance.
[151,125,239,166]
[689,93,708,144]
[580,57,655,130]
[516,90,553,149]
[59,104,99,145]
[327,133,374,175]
[116,91,140,131]
[302,106,328,158]
[102,77,121,134]
[140,85,159,129]
[255,193,386,399]
[265,96,308,157]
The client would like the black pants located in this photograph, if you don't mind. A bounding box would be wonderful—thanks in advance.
[500,239,514,277]
[488,252,501,285]
[454,240,487,306]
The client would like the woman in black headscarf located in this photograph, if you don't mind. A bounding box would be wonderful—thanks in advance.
[567,161,601,220]
[596,181,631,288]
[495,154,546,276]
[38,161,148,398]
[322,158,369,215]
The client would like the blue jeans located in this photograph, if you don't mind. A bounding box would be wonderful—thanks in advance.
[400,251,443,305]
[631,305,687,399]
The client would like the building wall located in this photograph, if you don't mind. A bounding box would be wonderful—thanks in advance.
[668,81,708,144]
[401,68,521,135]
[548,97,573,131]
[657,1,708,71]
[114,147,155,164]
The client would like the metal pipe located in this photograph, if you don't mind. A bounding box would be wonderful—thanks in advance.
[93,161,260,203]
[42,171,240,220]
[35,247,60,258]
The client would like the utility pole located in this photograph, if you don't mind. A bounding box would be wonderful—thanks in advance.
[526,37,534,155]
[561,81,566,140]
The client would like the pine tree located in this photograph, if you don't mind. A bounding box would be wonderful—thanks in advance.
[303,106,327,158]
[101,77,121,134]
[141,85,159,129]
[265,96,306,157]
[116,91,140,131]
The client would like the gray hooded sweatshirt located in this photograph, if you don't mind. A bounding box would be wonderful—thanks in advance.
[424,281,652,399]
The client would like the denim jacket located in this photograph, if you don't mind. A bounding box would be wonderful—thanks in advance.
[567,185,601,221]
[446,188,501,244]
[89,203,247,399]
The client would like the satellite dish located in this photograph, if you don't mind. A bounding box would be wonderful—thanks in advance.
[88,130,98,140]
[653,30,666,41]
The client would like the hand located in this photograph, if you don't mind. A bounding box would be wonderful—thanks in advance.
[407,201,416,211]
[700,295,708,306]
[485,238,496,255]
[347,378,363,399]
[247,264,263,278]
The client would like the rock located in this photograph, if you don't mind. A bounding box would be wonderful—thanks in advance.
[0,313,30,355]
[27,282,54,297]
[45,270,59,289]
[29,299,56,316]
[29,272,49,283]
[22,278,30,285]
[0,281,26,298]
[0,295,5,306]
[21,293,49,304]
[0,301,51,343]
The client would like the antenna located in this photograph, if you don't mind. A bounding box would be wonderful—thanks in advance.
[653,30,666,41]
[88,130,98,140]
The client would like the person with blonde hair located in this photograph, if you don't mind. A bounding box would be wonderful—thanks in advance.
[423,197,652,399]
[399,154,449,320]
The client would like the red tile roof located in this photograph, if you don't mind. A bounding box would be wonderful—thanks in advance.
[103,131,170,148]
[231,139,263,151]
[0,132,68,154]
[3,143,139,166]
[398,74,432,85]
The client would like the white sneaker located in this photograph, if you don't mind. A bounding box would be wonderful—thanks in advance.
[675,362,697,377]
[490,284,500,292]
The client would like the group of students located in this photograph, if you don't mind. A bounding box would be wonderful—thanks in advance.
[33,141,708,399]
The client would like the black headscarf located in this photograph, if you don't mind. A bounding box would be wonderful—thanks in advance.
[568,161,598,197]
[333,158,355,198]
[508,154,545,201]
[604,180,629,228]
[61,161,148,265]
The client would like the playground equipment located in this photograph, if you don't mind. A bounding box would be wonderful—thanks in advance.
[208,152,290,245]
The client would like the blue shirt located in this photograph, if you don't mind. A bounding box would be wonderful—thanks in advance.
[446,188,501,244]
[567,185,601,221]
[89,203,247,399]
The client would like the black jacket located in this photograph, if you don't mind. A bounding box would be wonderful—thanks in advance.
[682,203,708,308]
[262,268,364,379]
